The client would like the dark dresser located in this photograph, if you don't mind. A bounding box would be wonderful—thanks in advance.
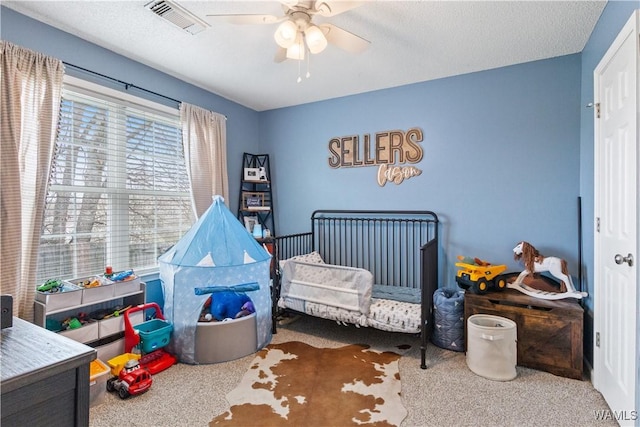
[1,317,96,426]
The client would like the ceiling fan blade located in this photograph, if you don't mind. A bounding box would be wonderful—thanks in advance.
[274,47,288,63]
[314,1,363,17]
[321,23,370,54]
[279,0,300,7]
[205,14,284,25]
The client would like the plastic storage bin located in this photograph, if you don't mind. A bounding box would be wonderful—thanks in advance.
[133,319,173,353]
[89,359,109,407]
[466,314,517,381]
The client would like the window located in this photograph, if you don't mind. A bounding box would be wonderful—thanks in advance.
[36,76,194,282]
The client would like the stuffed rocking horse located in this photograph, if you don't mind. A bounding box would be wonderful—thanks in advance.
[510,241,588,300]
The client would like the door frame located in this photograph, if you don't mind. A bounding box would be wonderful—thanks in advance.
[592,8,639,416]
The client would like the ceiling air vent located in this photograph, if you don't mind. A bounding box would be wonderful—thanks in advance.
[145,0,209,35]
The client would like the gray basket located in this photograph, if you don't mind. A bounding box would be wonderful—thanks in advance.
[432,288,465,351]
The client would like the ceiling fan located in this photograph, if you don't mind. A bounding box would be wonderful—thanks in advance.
[206,1,370,63]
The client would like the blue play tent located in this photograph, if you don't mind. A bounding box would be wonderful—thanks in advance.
[158,196,272,364]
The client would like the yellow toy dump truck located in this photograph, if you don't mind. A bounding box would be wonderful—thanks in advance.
[455,256,507,294]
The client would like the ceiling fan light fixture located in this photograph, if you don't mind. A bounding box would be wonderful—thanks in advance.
[286,33,305,60]
[304,24,327,54]
[274,20,297,48]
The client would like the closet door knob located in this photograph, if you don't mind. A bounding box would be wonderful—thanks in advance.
[614,253,634,266]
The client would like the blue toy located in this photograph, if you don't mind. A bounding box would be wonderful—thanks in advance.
[111,269,134,282]
[210,291,251,321]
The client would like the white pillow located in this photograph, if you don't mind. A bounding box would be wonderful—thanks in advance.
[279,251,324,269]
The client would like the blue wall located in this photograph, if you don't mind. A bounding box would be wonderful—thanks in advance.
[261,54,582,288]
[0,6,260,212]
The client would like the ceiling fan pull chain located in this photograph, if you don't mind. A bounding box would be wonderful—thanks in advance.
[297,57,302,83]
[306,45,311,79]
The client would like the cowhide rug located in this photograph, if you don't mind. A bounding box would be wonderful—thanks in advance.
[210,341,408,427]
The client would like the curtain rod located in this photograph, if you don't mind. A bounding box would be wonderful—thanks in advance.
[64,61,182,105]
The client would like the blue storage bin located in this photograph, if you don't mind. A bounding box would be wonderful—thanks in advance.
[134,319,173,353]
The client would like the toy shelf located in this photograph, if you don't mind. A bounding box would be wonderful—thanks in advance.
[33,282,146,348]
[34,288,144,317]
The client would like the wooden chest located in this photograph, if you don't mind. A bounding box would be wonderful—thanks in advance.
[464,289,584,380]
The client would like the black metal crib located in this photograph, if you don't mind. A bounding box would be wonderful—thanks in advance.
[273,209,439,369]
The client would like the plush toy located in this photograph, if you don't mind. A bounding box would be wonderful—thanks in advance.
[235,301,256,319]
[210,291,252,321]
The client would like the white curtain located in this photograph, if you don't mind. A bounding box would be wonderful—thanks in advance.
[0,41,64,320]
[180,103,228,218]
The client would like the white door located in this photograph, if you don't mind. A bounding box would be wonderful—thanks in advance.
[594,10,639,426]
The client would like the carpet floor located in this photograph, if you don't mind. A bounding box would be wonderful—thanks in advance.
[89,315,615,427]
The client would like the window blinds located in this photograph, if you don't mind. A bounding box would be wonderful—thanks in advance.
[37,78,194,282]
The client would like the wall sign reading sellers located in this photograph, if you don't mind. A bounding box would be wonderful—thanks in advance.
[328,127,424,186]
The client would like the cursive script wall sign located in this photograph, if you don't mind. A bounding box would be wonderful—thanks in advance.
[328,127,423,186]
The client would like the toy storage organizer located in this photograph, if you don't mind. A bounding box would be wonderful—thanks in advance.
[464,288,583,380]
[33,279,146,362]
[158,196,272,364]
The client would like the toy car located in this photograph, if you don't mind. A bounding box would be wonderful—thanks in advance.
[455,257,507,294]
[106,358,152,399]
[37,279,63,293]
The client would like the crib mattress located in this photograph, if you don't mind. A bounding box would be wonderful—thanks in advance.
[279,296,421,334]
[280,258,422,334]
[368,298,421,333]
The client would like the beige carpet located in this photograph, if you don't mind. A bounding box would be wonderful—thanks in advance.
[210,341,407,426]
[89,315,616,427]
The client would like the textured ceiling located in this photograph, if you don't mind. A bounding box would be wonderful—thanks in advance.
[3,1,606,111]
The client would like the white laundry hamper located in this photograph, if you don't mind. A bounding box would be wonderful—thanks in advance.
[466,314,517,381]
